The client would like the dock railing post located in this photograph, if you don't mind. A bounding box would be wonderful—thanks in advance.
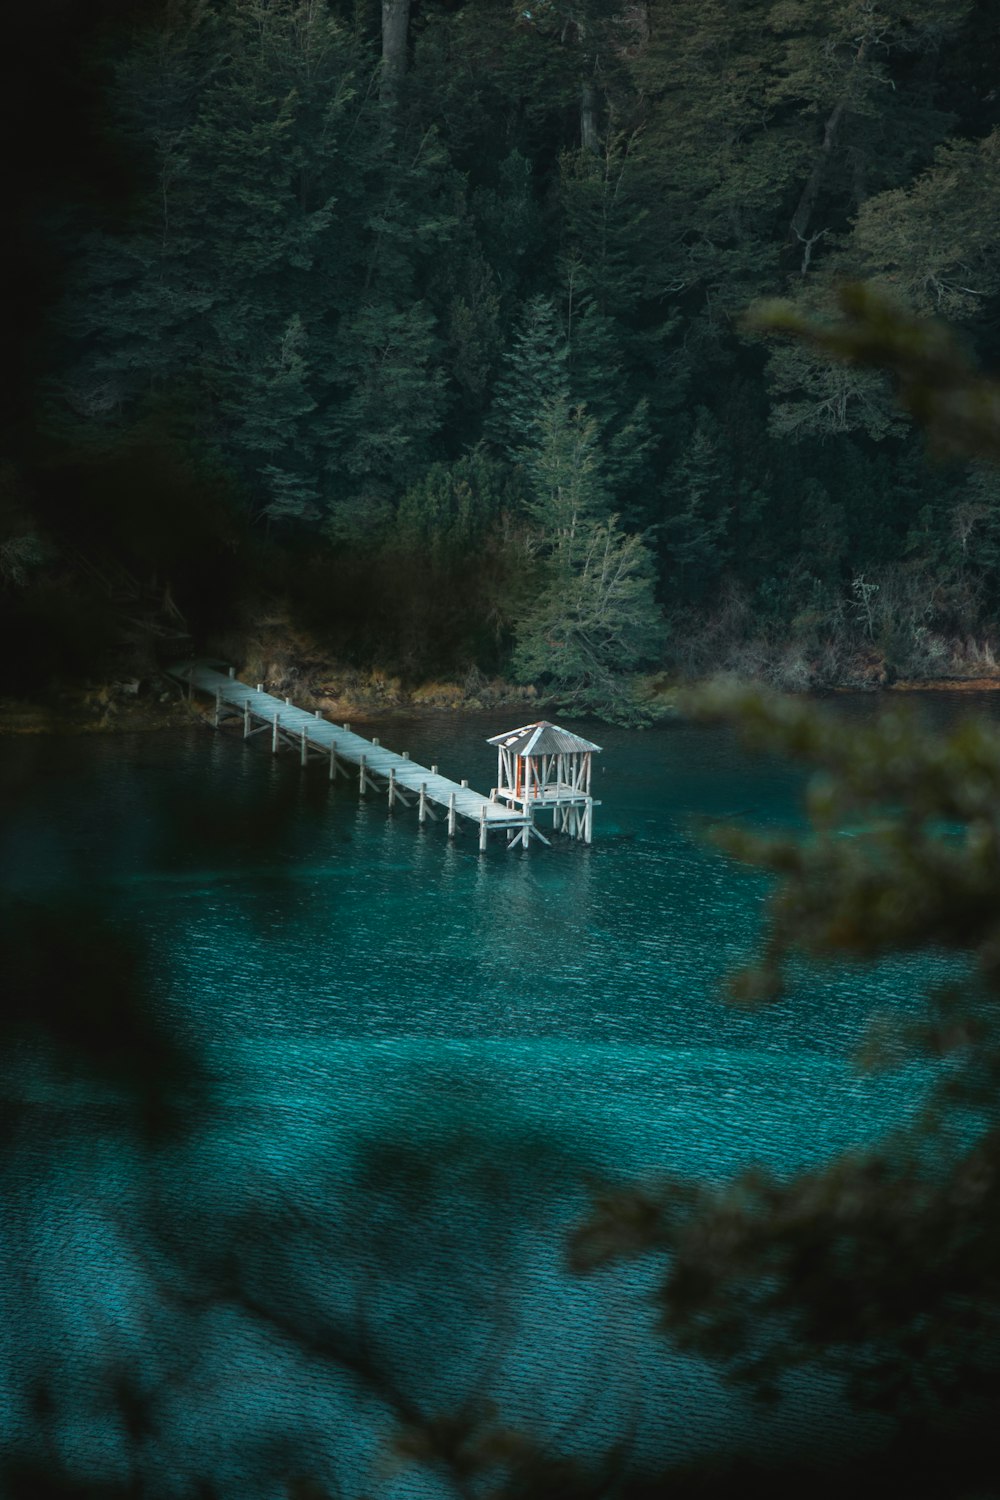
[300,728,307,768]
[243,699,251,739]
[272,712,279,754]
[359,755,367,799]
[419,783,427,824]
[448,792,456,837]
[479,804,488,852]
[388,768,396,810]
[228,666,235,679]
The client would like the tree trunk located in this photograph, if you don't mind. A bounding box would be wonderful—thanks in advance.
[789,97,846,246]
[788,38,869,262]
[380,0,409,103]
[581,79,599,153]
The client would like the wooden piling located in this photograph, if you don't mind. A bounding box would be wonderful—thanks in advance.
[228,666,235,679]
[171,661,593,855]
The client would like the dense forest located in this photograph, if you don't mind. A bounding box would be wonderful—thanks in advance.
[6,0,1000,714]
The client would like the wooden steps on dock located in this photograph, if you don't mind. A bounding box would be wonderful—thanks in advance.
[169,661,546,850]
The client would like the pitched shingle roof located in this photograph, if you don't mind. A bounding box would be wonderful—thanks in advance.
[486,721,602,756]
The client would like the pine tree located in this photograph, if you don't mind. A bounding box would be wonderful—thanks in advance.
[661,408,733,602]
[511,395,663,720]
[488,295,571,462]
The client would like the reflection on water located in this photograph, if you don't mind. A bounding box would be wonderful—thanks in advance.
[0,698,990,1495]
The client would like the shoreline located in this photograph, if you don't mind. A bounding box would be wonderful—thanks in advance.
[4,669,1000,737]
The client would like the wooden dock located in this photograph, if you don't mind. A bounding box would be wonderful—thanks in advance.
[169,661,548,850]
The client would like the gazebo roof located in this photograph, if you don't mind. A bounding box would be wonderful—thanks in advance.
[486,720,602,757]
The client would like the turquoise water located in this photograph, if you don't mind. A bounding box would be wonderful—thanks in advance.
[0,701,982,1496]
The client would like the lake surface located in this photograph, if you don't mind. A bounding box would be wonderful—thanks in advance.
[0,697,989,1497]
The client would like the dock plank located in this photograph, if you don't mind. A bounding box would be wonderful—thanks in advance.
[169,661,533,837]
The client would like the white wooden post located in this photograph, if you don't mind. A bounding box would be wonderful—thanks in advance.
[448,792,456,837]
[228,666,235,679]
[257,683,263,693]
[419,783,427,824]
[272,713,280,753]
[359,755,367,798]
[243,699,251,738]
[329,743,336,781]
[479,804,488,852]
[300,728,307,767]
[584,800,593,844]
[214,688,221,727]
[402,751,409,760]
[388,769,396,809]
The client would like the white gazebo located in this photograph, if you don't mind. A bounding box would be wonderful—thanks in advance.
[487,720,602,843]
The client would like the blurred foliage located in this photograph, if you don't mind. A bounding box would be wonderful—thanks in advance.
[570,681,1000,1438]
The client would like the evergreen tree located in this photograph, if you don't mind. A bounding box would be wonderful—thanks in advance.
[488,295,570,461]
[511,395,663,719]
[661,408,733,603]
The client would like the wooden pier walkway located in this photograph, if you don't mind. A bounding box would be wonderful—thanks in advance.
[169,661,547,850]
